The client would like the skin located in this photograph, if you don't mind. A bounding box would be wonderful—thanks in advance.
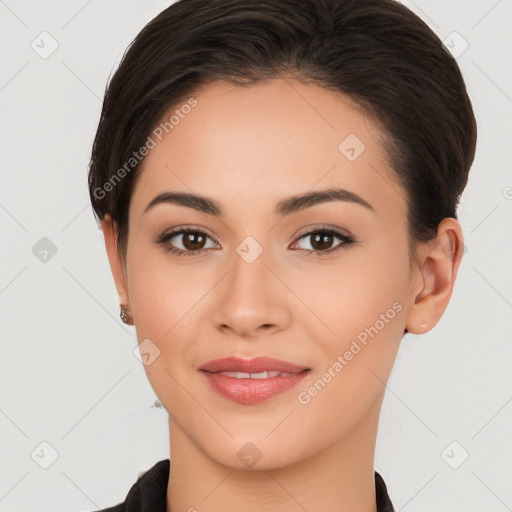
[101,78,464,512]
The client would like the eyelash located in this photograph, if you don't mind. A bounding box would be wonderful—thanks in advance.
[155,226,355,258]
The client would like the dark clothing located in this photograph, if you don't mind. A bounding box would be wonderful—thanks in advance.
[96,458,395,512]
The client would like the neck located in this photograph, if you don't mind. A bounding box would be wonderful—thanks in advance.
[166,397,383,512]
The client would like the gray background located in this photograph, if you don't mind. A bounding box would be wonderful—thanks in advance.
[1,0,511,510]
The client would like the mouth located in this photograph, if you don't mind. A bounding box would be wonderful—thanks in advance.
[199,356,311,405]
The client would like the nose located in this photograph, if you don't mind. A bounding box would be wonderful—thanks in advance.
[210,252,291,340]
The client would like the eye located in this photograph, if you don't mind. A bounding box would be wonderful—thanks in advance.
[291,227,355,256]
[155,227,218,257]
[155,225,356,258]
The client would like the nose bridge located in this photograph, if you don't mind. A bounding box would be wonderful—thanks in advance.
[226,211,273,278]
[228,233,273,302]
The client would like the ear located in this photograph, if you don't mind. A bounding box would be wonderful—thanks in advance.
[405,217,464,334]
[101,215,130,307]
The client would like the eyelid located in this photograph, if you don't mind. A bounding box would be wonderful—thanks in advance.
[154,225,217,243]
[292,223,352,240]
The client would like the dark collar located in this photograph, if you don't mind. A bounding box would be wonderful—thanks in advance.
[100,459,395,512]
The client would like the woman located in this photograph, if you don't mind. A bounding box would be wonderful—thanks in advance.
[87,0,476,510]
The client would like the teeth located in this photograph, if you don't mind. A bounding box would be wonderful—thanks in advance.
[216,371,296,379]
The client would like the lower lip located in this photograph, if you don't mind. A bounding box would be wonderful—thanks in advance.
[201,370,310,405]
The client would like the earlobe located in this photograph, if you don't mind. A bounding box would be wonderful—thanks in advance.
[100,215,130,307]
[405,218,464,335]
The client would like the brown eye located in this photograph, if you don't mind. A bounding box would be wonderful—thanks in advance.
[292,228,355,255]
[156,226,355,258]
[180,231,207,251]
[156,228,217,257]
[310,232,335,251]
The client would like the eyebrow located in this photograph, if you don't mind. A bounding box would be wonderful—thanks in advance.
[143,187,375,217]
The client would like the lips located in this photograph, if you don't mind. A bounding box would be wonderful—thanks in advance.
[202,371,310,404]
[199,357,312,404]
[199,356,310,375]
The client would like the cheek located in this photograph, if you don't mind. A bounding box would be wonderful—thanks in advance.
[126,239,200,329]
[298,238,408,386]
[292,256,407,442]
[125,249,205,407]
[294,241,408,340]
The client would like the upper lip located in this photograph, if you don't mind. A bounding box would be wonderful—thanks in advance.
[199,356,310,374]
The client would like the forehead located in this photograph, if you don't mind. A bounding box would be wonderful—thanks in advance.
[130,78,407,224]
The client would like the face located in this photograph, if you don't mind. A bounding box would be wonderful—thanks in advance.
[103,78,455,470]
